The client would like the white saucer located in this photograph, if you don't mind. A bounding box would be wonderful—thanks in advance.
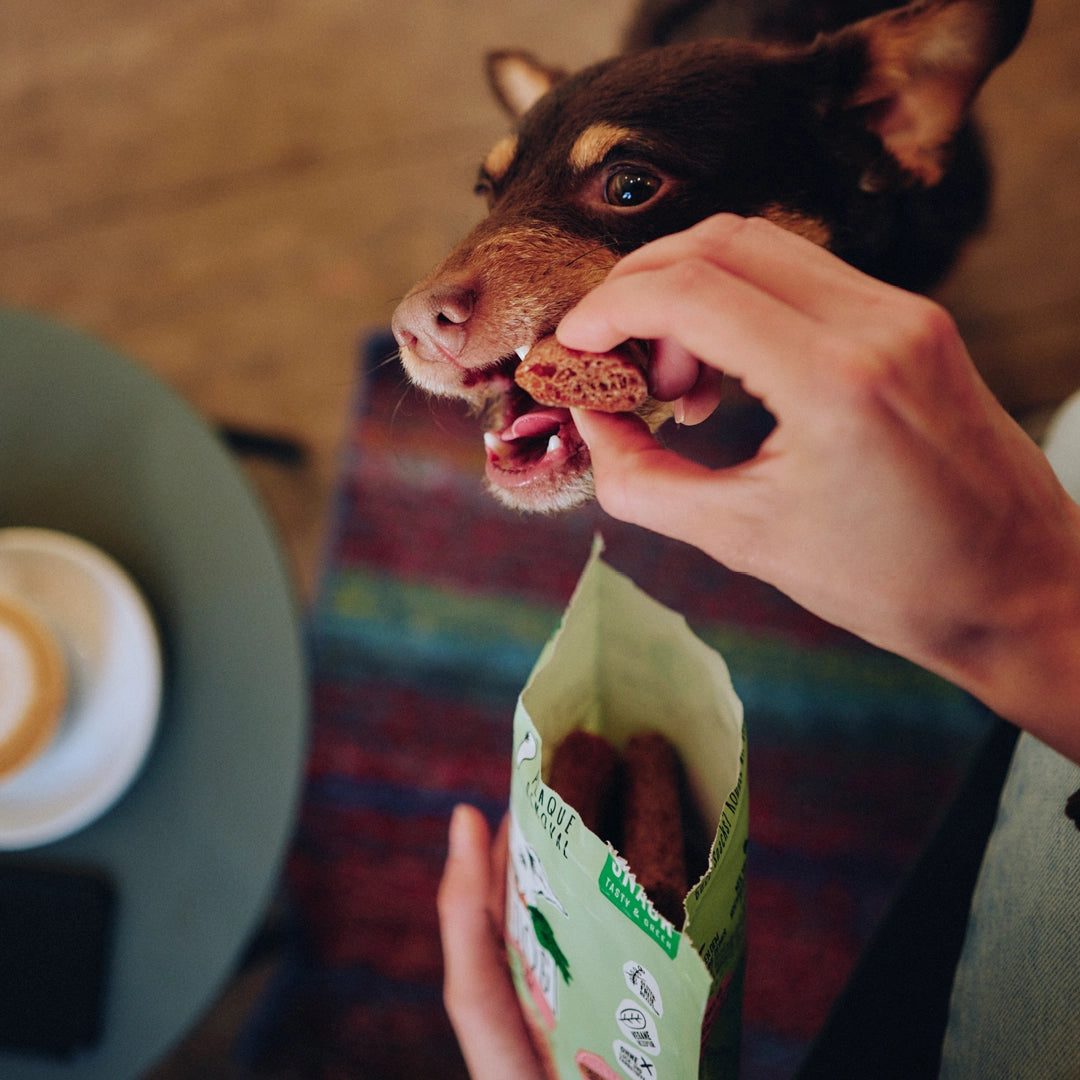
[0,527,162,848]
[1043,388,1080,503]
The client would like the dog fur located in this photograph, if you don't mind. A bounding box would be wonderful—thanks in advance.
[393,0,1032,513]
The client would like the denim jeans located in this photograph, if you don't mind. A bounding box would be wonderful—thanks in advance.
[939,734,1080,1078]
[939,391,1080,1077]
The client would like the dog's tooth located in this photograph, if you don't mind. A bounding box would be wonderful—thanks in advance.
[546,434,562,453]
[515,345,530,360]
[484,431,512,460]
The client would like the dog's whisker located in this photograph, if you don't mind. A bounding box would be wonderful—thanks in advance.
[372,355,402,377]
[562,243,615,270]
[389,388,414,426]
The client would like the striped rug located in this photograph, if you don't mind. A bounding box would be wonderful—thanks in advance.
[248,335,992,1080]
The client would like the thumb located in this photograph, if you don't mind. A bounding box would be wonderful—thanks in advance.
[438,806,545,1080]
[572,408,722,542]
[438,805,494,976]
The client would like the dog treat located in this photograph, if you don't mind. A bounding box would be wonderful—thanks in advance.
[620,731,689,930]
[515,336,649,413]
[550,728,692,930]
[548,729,620,841]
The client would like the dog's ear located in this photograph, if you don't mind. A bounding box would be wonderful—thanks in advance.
[486,50,565,119]
[828,0,1032,187]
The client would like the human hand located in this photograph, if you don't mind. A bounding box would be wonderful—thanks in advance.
[559,215,1080,762]
[437,805,546,1080]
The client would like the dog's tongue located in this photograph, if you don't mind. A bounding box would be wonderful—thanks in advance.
[502,408,571,441]
[485,403,584,494]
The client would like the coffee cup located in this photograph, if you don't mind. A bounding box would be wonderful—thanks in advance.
[0,593,67,782]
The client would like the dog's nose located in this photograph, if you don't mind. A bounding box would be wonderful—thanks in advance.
[391,284,475,364]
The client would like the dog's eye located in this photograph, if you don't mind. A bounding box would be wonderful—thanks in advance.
[604,169,662,208]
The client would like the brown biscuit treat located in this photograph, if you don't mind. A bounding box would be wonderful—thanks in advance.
[548,730,619,842]
[620,731,689,929]
[514,336,648,413]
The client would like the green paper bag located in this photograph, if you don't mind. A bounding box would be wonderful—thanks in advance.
[506,541,748,1080]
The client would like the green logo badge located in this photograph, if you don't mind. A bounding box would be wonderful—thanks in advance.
[598,853,680,959]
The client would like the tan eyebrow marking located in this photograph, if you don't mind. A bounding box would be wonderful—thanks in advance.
[569,123,636,172]
[760,204,833,248]
[483,135,519,183]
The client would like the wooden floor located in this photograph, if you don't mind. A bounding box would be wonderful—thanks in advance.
[3,0,1079,602]
[2,1,1077,1075]
[0,0,639,602]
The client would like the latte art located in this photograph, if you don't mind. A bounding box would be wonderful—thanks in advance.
[0,595,67,781]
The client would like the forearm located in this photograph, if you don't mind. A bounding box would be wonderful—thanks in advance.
[935,506,1080,764]
[560,216,1080,765]
[982,630,1080,767]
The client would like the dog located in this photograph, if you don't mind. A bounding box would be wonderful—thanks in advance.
[392,0,1032,514]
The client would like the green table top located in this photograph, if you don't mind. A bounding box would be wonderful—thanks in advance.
[0,308,308,1078]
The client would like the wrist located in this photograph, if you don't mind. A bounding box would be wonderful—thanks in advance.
[944,500,1080,764]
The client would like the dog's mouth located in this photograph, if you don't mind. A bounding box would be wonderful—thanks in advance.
[484,394,585,487]
[469,347,592,509]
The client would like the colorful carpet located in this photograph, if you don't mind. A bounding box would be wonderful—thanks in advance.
[247,334,994,1079]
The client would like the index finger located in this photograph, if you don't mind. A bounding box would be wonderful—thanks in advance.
[559,246,826,413]
[604,214,892,323]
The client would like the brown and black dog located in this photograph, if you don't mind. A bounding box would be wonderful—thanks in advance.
[392,0,1032,513]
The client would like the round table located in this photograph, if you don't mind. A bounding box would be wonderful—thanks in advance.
[0,309,308,1078]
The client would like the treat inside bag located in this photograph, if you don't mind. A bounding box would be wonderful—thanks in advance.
[505,540,747,1080]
